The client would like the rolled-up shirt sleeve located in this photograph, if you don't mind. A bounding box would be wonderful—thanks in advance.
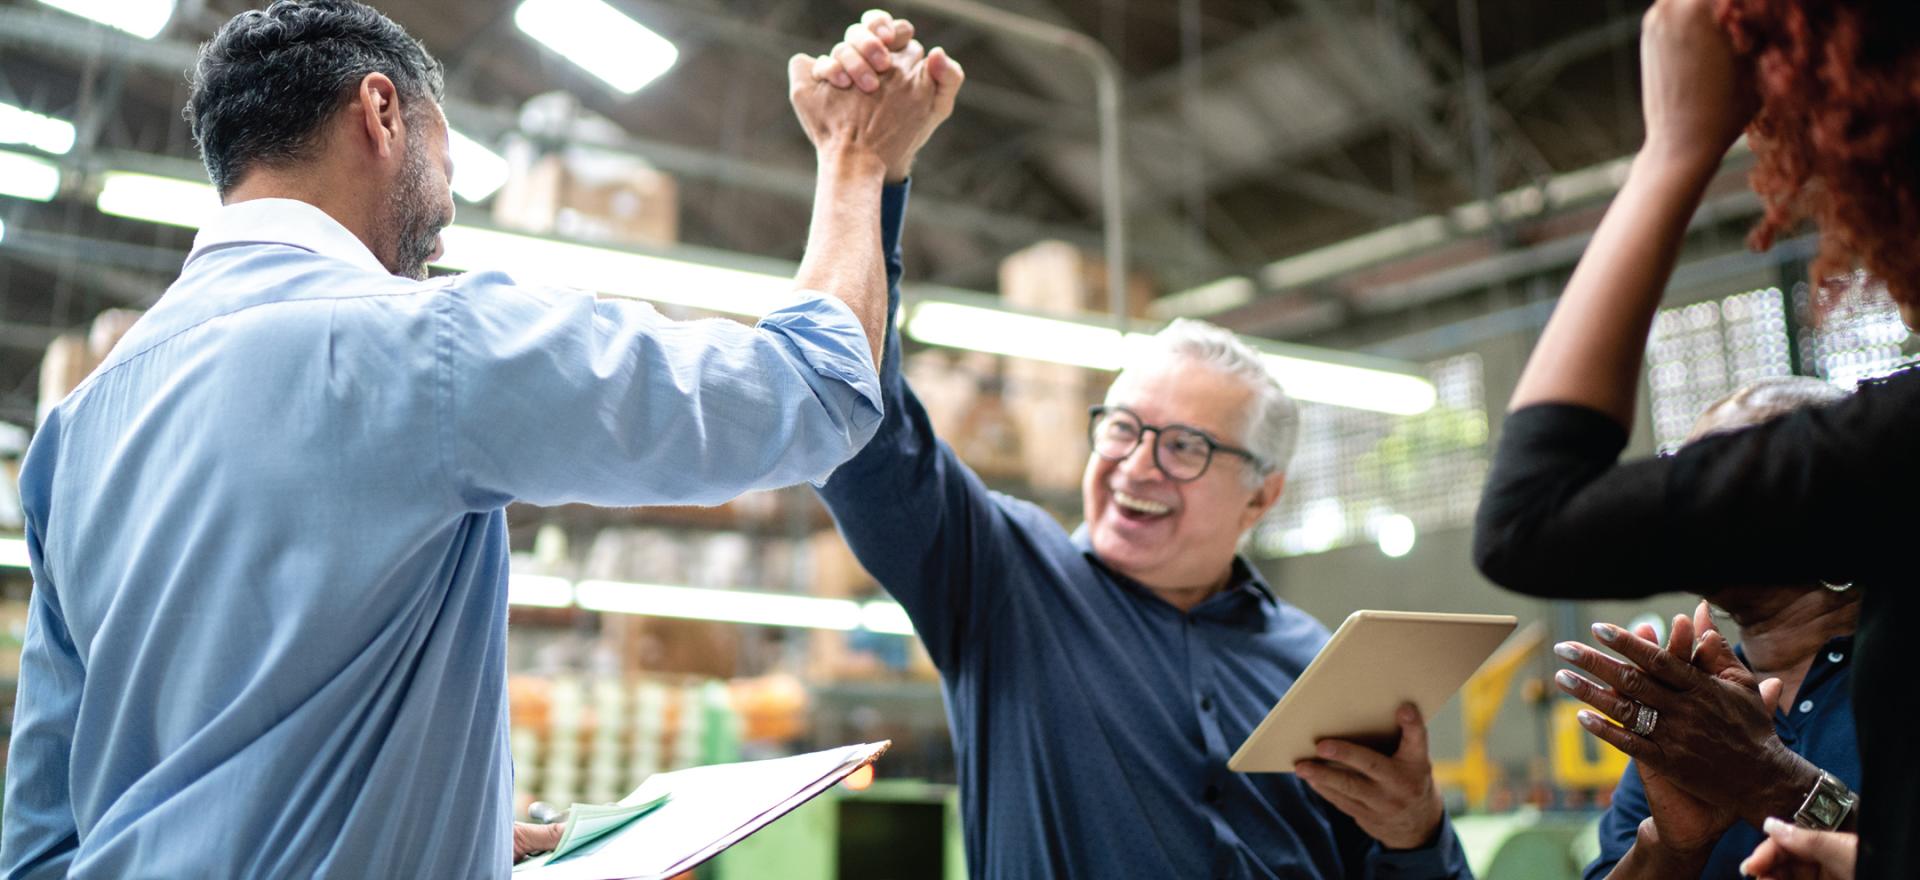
[437,272,883,510]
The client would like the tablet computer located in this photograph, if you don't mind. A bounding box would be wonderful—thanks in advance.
[1227,610,1518,773]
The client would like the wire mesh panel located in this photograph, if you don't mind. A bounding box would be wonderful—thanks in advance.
[1796,273,1913,389]
[1645,287,1793,452]
[1252,354,1489,558]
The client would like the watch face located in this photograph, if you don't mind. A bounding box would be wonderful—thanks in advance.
[1808,796,1841,826]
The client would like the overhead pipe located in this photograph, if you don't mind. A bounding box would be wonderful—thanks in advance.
[896,0,1129,331]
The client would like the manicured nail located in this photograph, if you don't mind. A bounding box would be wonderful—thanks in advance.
[1764,817,1793,838]
[1555,670,1580,690]
[1553,642,1581,661]
[1576,710,1600,728]
[1591,622,1618,642]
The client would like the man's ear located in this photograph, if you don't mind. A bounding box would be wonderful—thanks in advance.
[1239,471,1285,531]
[350,72,403,159]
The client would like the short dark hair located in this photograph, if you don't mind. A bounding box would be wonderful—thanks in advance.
[185,0,445,194]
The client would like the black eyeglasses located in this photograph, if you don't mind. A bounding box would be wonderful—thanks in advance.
[1087,405,1264,482]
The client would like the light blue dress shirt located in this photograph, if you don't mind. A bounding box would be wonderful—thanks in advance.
[0,197,884,878]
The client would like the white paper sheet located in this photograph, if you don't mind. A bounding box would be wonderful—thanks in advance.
[515,741,890,880]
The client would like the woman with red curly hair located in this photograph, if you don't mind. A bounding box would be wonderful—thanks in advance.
[1471,0,1919,878]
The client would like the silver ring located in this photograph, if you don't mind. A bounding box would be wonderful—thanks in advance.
[1631,703,1659,738]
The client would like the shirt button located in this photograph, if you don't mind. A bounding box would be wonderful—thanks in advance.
[1827,651,1844,663]
[1799,700,1815,714]
[1203,785,1221,803]
[1200,696,1214,712]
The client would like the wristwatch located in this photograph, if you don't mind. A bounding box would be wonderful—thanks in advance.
[1792,771,1858,831]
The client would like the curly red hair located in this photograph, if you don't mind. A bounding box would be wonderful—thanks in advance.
[1718,0,1920,306]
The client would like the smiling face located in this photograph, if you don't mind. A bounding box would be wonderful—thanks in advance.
[1082,354,1285,596]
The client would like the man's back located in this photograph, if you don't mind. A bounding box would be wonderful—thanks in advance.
[2,199,885,878]
[11,234,514,877]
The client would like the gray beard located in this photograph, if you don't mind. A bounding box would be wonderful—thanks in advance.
[385,133,446,281]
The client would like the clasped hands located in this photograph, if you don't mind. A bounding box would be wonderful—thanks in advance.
[1553,601,1854,879]
[788,9,963,183]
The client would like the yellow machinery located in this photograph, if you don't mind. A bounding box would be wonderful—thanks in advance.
[1432,622,1544,810]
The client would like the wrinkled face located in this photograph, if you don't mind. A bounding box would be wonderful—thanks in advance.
[1082,355,1279,593]
[382,104,455,280]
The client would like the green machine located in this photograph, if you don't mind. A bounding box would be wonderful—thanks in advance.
[716,779,966,880]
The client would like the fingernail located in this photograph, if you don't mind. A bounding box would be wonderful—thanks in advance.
[1764,817,1792,838]
[1294,763,1315,778]
[878,23,894,40]
[1591,622,1618,642]
[1576,709,1600,728]
[1399,704,1416,723]
[1316,741,1336,758]
[1555,670,1580,690]
[859,75,877,91]
[1553,642,1580,661]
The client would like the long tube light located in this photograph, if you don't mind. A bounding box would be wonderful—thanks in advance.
[86,170,1434,414]
[0,102,77,155]
[97,171,220,228]
[514,0,678,95]
[905,301,1437,415]
[0,536,28,569]
[0,550,915,634]
[435,226,791,317]
[447,129,510,203]
[36,0,175,39]
[0,151,61,202]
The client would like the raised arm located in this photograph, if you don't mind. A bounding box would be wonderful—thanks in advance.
[1505,0,1753,422]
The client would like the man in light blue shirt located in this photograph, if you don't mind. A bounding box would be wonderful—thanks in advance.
[0,1,959,876]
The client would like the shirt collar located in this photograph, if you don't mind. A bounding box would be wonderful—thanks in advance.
[1069,524,1278,617]
[186,198,390,277]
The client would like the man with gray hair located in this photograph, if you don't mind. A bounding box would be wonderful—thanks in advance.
[818,303,1470,876]
[814,24,1465,870]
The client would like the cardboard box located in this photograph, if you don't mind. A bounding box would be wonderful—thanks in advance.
[493,151,678,248]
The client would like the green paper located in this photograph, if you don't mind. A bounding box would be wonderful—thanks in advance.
[516,793,671,871]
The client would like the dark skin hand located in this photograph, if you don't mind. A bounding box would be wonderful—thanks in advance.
[1551,615,1831,833]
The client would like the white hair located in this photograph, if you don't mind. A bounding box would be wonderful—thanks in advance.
[1107,318,1300,485]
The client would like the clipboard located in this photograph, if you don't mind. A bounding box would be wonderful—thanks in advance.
[1228,610,1517,773]
[516,740,890,879]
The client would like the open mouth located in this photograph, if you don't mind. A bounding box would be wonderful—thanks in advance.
[1112,489,1173,520]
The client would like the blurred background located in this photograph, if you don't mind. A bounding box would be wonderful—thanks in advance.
[0,0,1909,877]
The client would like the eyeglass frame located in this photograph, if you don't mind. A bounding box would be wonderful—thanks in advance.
[1086,405,1267,483]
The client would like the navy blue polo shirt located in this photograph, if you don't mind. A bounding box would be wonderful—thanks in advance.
[1583,636,1859,880]
[817,182,1469,879]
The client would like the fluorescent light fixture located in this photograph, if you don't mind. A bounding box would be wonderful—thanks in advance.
[36,0,175,39]
[860,601,914,635]
[435,226,792,317]
[448,129,510,203]
[906,301,1131,370]
[1257,353,1436,416]
[0,151,61,202]
[905,301,1437,415]
[0,103,77,155]
[97,172,219,228]
[509,574,574,608]
[514,0,679,94]
[576,580,864,630]
[0,536,28,569]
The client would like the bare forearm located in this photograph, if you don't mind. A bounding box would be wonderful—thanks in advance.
[795,147,890,365]
[1507,147,1722,422]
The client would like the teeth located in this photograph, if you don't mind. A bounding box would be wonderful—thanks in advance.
[1113,490,1171,516]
